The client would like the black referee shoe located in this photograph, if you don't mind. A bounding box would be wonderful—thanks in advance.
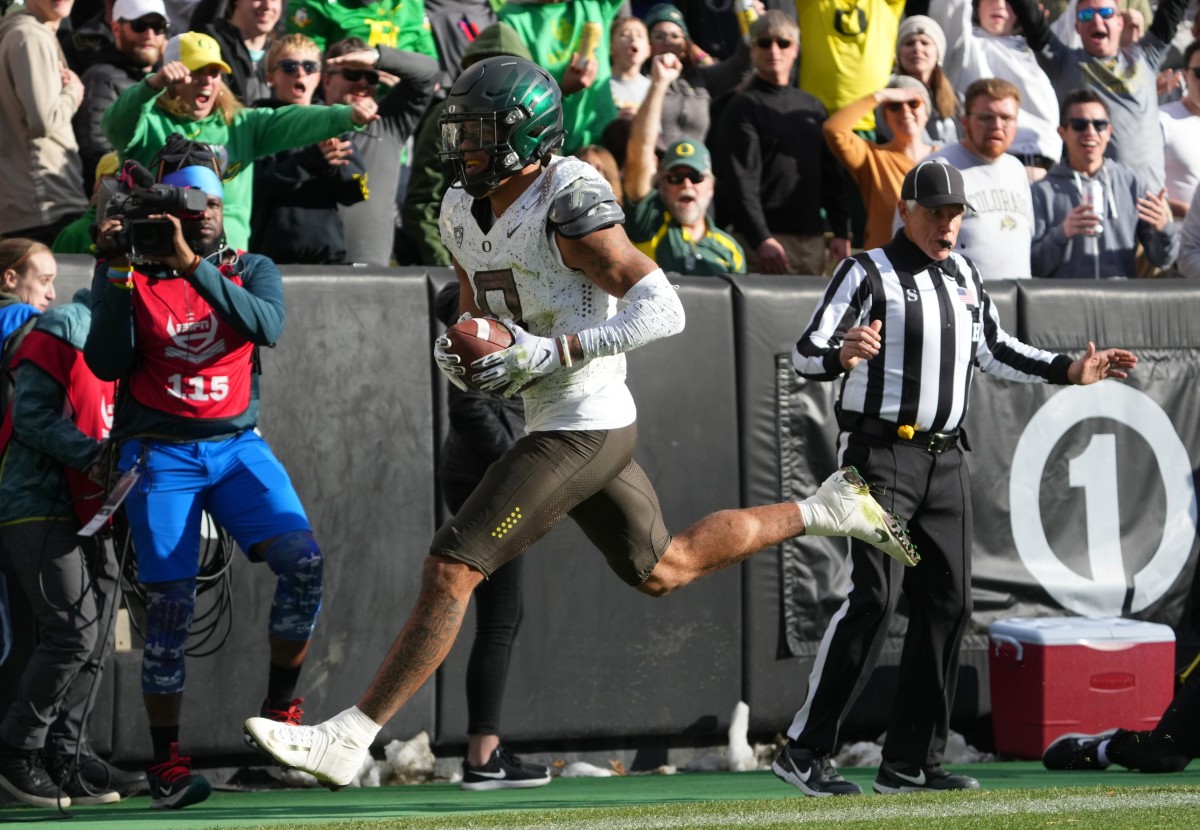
[873,760,979,794]
[771,742,862,797]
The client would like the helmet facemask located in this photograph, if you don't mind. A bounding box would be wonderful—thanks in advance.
[440,106,529,198]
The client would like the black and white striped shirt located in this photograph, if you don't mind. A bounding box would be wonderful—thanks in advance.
[793,231,1072,434]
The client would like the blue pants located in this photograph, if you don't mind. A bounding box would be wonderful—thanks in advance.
[120,431,310,583]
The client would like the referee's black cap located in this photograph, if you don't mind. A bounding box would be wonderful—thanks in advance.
[901,161,976,212]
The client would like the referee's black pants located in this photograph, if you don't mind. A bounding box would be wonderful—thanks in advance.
[788,434,973,767]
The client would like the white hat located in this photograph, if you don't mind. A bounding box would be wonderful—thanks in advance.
[112,0,168,22]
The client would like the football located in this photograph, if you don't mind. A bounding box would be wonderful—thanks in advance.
[444,317,514,388]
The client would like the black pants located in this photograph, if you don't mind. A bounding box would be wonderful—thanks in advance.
[0,522,117,755]
[1107,670,1200,772]
[788,435,973,766]
[442,479,524,737]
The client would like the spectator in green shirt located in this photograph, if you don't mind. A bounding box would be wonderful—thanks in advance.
[622,53,745,277]
[286,0,438,59]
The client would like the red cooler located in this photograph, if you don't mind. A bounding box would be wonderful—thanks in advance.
[988,616,1175,759]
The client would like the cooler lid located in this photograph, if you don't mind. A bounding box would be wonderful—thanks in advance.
[988,616,1175,645]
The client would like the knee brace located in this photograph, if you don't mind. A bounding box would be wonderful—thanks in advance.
[141,578,196,695]
[262,530,323,640]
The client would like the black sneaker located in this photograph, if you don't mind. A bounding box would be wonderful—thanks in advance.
[0,743,70,809]
[873,760,980,794]
[771,742,862,797]
[1042,729,1119,771]
[45,753,120,805]
[461,746,551,791]
[147,742,211,809]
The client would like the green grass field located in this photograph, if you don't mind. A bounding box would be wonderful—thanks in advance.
[9,762,1200,830]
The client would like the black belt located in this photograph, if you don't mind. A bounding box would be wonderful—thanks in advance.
[836,410,960,453]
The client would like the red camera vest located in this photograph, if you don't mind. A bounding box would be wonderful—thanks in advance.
[127,261,253,420]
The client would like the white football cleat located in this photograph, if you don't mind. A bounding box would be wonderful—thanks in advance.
[800,466,919,567]
[242,717,370,790]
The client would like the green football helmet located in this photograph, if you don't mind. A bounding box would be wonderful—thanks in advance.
[439,56,566,198]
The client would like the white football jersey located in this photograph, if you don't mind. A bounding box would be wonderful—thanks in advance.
[440,156,636,433]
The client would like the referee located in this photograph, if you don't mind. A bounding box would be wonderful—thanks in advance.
[773,161,1139,797]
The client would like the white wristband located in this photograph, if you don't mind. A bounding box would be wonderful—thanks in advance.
[559,334,573,367]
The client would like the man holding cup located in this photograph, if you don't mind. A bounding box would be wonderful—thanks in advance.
[1030,88,1178,278]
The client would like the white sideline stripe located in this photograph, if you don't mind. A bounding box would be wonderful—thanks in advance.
[485,791,1200,830]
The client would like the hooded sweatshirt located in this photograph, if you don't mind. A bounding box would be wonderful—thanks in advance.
[1030,159,1179,278]
[0,10,88,234]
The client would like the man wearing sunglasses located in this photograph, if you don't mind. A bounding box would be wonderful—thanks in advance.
[1030,88,1177,278]
[76,0,170,193]
[624,52,746,276]
[710,11,851,276]
[1008,0,1191,194]
[316,36,438,265]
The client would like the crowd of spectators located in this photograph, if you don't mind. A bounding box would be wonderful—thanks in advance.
[2,0,1200,275]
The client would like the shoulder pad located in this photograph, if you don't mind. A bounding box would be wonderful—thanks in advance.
[548,177,625,240]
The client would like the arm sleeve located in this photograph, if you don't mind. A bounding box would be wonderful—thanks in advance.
[575,269,685,359]
[792,256,868,380]
[185,256,285,346]
[83,262,139,382]
[10,363,101,470]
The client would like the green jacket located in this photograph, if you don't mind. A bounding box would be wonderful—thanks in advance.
[0,300,102,526]
[286,0,438,57]
[101,79,360,250]
[498,0,622,153]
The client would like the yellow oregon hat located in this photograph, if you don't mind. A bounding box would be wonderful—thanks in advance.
[164,32,233,75]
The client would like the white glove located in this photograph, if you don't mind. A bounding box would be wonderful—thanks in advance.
[433,313,471,392]
[471,319,562,397]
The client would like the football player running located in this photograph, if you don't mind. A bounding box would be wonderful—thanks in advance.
[244,56,920,788]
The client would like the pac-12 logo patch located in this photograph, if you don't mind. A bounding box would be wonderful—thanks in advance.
[454,225,463,247]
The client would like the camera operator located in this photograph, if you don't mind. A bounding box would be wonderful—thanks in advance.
[84,156,326,811]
